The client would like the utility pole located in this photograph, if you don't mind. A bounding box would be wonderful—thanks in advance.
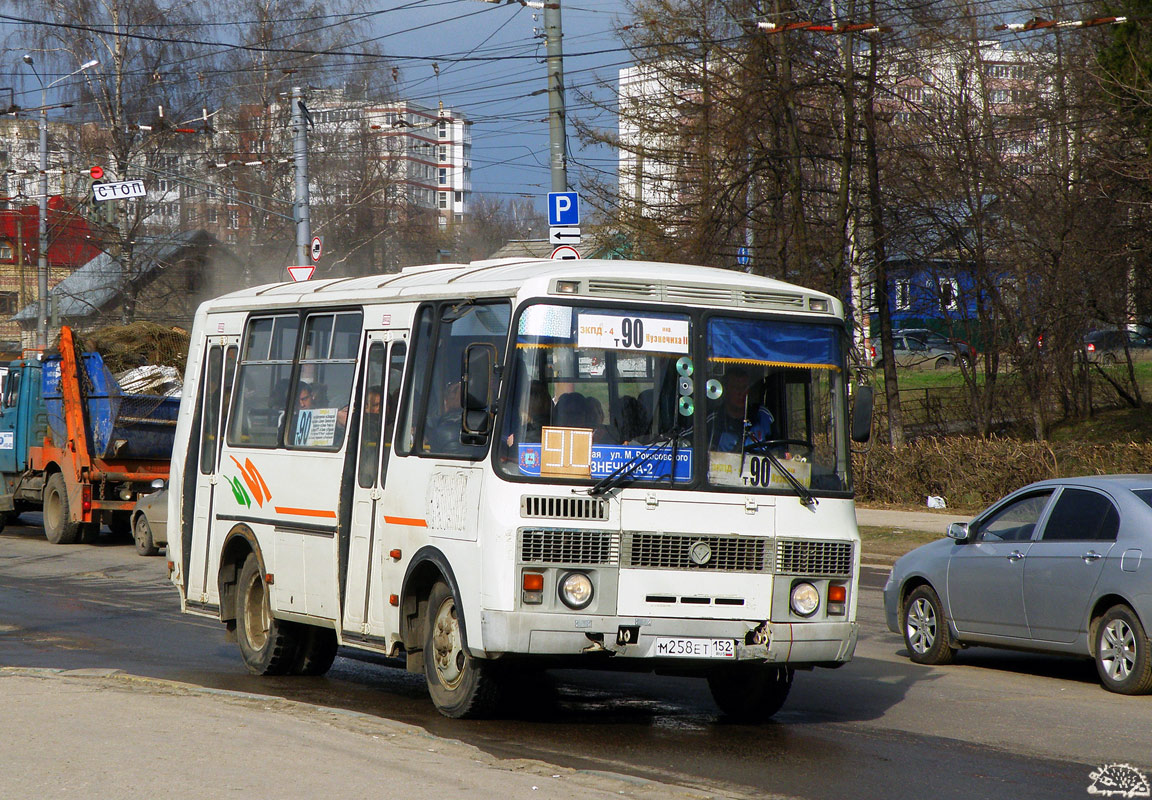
[544,1,567,192]
[22,55,98,350]
[36,87,47,349]
[292,86,311,268]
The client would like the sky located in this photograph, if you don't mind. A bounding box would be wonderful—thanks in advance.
[375,0,633,211]
[1,0,635,216]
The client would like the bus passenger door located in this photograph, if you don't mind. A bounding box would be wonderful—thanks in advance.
[185,339,238,607]
[343,332,407,638]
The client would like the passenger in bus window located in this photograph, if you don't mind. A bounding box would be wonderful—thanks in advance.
[426,379,465,453]
[708,367,775,451]
[297,382,315,409]
[553,392,592,428]
[505,380,552,448]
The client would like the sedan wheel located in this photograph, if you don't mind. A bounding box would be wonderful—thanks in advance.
[1095,605,1152,695]
[903,585,956,665]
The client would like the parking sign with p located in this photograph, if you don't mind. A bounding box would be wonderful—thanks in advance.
[548,191,580,227]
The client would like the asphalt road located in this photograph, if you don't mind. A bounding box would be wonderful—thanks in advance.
[1,514,1147,800]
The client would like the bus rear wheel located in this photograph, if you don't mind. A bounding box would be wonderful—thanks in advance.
[236,554,298,675]
[424,580,499,718]
[289,625,338,676]
[43,473,81,545]
[707,665,794,721]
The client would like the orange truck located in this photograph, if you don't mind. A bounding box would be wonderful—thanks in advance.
[0,326,178,544]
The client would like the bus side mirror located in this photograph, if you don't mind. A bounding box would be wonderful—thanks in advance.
[462,343,496,441]
[851,385,873,443]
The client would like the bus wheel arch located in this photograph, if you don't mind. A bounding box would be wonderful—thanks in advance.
[400,548,466,671]
[218,525,262,625]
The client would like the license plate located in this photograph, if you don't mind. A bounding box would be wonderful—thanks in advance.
[653,637,735,659]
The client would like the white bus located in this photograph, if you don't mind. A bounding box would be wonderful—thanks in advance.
[168,258,873,719]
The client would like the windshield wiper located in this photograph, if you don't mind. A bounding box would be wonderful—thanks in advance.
[742,441,818,507]
[586,431,683,497]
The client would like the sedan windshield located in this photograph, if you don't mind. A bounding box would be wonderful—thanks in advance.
[496,304,850,496]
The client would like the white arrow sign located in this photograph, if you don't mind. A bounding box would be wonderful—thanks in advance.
[549,226,582,245]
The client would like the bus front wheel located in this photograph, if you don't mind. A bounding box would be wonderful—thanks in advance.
[707,664,794,721]
[424,581,499,718]
[236,554,299,675]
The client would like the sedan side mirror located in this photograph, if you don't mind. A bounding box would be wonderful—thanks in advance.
[946,522,970,542]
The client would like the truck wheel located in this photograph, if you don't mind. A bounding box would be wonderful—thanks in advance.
[707,665,793,721]
[236,553,299,675]
[424,580,499,718]
[133,513,160,556]
[289,625,338,676]
[43,473,81,545]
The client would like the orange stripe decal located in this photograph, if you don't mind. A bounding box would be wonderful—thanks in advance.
[274,506,338,519]
[384,516,428,527]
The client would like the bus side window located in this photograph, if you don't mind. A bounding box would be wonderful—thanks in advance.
[379,341,406,482]
[228,315,300,448]
[397,307,435,455]
[356,343,386,489]
[199,346,223,474]
[288,311,362,450]
[397,302,509,458]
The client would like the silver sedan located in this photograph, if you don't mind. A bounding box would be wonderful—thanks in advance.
[884,475,1152,694]
[130,484,167,557]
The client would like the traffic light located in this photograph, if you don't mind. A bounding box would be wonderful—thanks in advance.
[89,166,104,181]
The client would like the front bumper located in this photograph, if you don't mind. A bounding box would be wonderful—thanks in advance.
[882,575,901,634]
[477,609,858,666]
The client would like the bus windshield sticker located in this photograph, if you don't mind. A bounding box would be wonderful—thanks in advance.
[518,305,573,338]
[708,452,811,489]
[294,408,339,447]
[520,442,693,481]
[576,314,690,354]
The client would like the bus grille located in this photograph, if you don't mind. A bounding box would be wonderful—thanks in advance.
[520,529,620,565]
[622,533,771,572]
[521,495,609,521]
[775,539,854,576]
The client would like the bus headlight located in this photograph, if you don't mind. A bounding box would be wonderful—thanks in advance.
[790,582,820,617]
[558,572,594,610]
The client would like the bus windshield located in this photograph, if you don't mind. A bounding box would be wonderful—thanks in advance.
[496,303,850,495]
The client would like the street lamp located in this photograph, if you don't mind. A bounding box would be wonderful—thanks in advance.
[22,55,99,350]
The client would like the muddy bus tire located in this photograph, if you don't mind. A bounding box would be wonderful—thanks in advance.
[424,581,499,718]
[707,665,794,721]
[43,473,81,545]
[289,625,338,676]
[236,554,299,675]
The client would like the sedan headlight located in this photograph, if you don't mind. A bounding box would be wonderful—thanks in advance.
[790,581,820,617]
[558,571,594,610]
